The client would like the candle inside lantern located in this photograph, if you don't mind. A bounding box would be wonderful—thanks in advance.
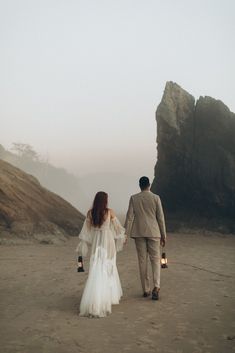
[161,252,168,268]
[77,256,85,272]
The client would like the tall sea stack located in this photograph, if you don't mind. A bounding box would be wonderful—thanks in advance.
[151,82,235,230]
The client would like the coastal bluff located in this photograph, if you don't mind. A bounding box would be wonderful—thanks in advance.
[0,159,85,241]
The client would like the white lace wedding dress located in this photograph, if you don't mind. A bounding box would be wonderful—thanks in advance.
[76,211,126,317]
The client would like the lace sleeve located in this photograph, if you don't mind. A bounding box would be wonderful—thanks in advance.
[110,216,127,252]
[75,216,92,256]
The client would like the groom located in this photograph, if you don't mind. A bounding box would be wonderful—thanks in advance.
[124,176,166,300]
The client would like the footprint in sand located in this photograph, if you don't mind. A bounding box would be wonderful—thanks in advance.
[225,335,235,340]
[211,316,219,321]
[136,336,155,350]
[147,322,164,335]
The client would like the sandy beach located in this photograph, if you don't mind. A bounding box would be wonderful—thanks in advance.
[0,232,235,353]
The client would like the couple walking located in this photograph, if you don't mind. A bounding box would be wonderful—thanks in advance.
[76,176,166,317]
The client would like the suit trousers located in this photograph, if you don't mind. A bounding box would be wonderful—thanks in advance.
[134,237,161,292]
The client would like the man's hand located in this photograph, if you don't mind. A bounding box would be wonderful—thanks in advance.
[160,237,166,247]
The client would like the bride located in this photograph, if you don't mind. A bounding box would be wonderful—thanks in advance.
[76,191,126,318]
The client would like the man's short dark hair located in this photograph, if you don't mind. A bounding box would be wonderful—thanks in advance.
[139,176,150,190]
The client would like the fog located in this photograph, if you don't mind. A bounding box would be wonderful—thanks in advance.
[1,0,234,216]
[0,144,138,219]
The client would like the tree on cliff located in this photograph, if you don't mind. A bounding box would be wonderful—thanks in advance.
[11,143,39,161]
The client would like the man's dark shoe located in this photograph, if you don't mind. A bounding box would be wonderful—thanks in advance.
[143,291,151,297]
[152,288,160,300]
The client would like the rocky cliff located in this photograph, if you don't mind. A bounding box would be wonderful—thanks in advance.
[0,159,85,239]
[0,144,88,213]
[151,82,235,231]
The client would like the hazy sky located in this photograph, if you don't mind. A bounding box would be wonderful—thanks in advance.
[1,0,235,179]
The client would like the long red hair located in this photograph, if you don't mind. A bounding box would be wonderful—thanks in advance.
[90,191,108,227]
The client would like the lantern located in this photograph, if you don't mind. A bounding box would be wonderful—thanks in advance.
[77,256,85,272]
[161,252,168,268]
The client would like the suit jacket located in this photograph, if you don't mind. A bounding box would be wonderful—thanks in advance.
[124,190,166,239]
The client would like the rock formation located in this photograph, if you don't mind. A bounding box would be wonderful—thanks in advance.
[0,159,85,239]
[151,82,235,230]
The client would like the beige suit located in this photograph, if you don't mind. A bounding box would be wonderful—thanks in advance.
[125,190,166,292]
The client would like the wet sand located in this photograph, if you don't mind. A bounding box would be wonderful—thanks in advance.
[0,232,235,353]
